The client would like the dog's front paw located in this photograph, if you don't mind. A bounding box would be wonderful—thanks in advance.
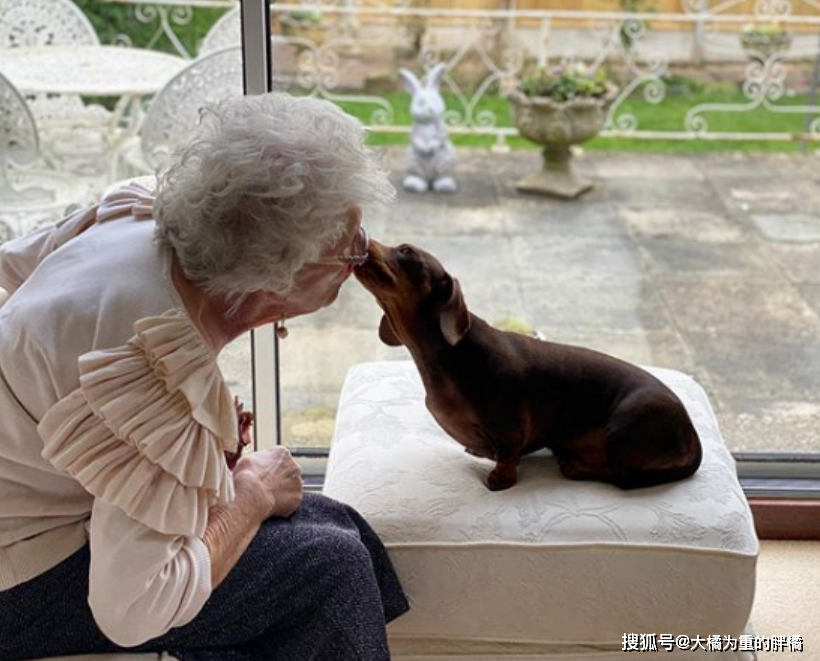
[486,464,517,491]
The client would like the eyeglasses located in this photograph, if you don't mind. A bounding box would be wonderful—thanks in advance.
[312,226,370,267]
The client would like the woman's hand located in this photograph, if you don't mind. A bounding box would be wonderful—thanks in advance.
[204,447,303,588]
[233,447,304,522]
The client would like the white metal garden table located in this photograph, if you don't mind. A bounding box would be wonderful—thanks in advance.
[0,45,186,97]
[0,45,187,178]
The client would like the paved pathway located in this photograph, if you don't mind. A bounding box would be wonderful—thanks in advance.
[219,149,820,454]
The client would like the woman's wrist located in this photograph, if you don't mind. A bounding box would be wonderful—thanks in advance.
[232,472,273,525]
[204,483,265,589]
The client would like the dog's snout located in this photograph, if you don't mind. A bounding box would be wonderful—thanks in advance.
[363,239,391,269]
[366,238,385,258]
[354,238,400,290]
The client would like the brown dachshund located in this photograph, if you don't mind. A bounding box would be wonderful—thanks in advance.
[355,240,702,491]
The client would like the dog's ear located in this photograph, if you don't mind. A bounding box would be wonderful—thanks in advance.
[379,315,403,347]
[439,274,470,346]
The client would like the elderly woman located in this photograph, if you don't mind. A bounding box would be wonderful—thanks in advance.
[0,93,407,660]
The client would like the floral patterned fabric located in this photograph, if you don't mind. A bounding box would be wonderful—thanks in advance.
[325,361,758,649]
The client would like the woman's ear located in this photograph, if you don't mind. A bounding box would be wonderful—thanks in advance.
[379,315,403,346]
[439,274,470,346]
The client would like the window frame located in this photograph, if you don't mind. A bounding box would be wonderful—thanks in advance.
[243,0,282,452]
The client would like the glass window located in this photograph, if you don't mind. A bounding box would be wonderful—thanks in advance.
[11,0,815,486]
[257,0,820,489]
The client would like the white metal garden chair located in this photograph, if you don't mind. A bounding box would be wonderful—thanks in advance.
[118,46,245,176]
[199,5,240,55]
[0,70,92,240]
[0,0,118,177]
[0,0,98,47]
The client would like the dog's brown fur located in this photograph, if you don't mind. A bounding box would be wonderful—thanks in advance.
[355,240,702,491]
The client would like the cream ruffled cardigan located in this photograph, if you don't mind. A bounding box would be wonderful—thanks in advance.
[0,184,237,646]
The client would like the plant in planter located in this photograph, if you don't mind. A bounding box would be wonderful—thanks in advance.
[281,10,328,47]
[508,63,618,199]
[740,22,791,63]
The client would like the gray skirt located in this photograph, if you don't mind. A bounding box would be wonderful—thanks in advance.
[0,493,409,661]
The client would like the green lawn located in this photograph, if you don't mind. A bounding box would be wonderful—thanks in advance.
[337,87,820,153]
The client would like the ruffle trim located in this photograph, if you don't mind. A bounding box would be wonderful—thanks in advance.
[97,181,156,224]
[38,309,237,537]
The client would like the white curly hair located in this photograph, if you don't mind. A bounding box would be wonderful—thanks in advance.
[154,92,395,303]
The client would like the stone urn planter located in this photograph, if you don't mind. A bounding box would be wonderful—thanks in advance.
[740,28,791,63]
[508,82,618,199]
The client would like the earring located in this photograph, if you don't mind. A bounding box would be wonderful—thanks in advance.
[276,301,289,340]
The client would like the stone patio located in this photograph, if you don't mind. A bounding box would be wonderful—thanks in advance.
[219,148,820,454]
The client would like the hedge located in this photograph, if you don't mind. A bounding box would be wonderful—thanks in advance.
[74,0,227,55]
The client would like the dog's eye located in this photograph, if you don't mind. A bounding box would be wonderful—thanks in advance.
[398,245,415,257]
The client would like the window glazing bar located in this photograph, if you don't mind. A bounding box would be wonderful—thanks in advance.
[242,0,280,449]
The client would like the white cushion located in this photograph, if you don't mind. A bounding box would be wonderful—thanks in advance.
[324,361,758,651]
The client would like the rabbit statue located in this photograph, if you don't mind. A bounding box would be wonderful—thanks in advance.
[400,63,458,194]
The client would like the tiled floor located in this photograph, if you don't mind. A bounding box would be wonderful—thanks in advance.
[754,541,820,660]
